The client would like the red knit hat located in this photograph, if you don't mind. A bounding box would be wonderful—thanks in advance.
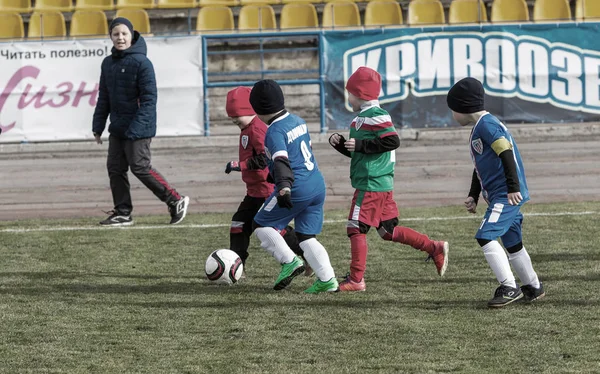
[226,87,255,117]
[346,67,381,101]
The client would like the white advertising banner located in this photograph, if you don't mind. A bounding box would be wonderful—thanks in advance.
[0,36,203,143]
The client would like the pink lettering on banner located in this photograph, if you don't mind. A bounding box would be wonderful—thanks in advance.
[0,65,99,134]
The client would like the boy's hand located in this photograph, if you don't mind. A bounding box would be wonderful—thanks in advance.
[225,161,241,174]
[344,138,356,152]
[94,133,102,145]
[464,196,477,214]
[508,192,523,206]
[329,133,342,146]
[277,187,293,209]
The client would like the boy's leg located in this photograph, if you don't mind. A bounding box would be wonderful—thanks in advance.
[344,190,376,288]
[254,194,305,290]
[281,226,312,276]
[124,139,189,224]
[502,213,544,301]
[230,196,264,265]
[377,192,448,276]
[477,201,523,307]
[102,136,133,226]
[293,191,338,293]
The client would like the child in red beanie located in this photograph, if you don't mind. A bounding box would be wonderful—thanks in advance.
[329,67,449,292]
[224,87,309,274]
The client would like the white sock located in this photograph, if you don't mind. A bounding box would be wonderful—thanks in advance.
[299,238,335,282]
[508,247,541,288]
[482,240,517,288]
[254,227,295,264]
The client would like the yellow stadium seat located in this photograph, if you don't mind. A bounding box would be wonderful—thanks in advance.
[28,11,66,38]
[0,0,31,12]
[240,0,278,5]
[364,0,402,26]
[198,0,238,6]
[0,13,24,39]
[157,0,195,8]
[281,0,320,4]
[75,0,114,10]
[70,10,108,37]
[533,0,571,21]
[322,1,361,28]
[115,0,154,9]
[34,0,72,12]
[280,3,318,29]
[196,6,234,31]
[238,5,276,30]
[116,8,150,33]
[408,0,445,25]
[576,0,600,20]
[449,0,487,24]
[491,0,529,22]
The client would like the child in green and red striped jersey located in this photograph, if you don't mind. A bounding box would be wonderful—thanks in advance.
[329,66,449,292]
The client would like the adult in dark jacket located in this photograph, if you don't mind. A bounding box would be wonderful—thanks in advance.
[93,17,189,226]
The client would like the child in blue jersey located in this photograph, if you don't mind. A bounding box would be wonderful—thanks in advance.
[248,79,338,294]
[447,77,545,308]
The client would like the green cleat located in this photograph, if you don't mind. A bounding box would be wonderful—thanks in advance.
[273,256,305,290]
[304,277,339,294]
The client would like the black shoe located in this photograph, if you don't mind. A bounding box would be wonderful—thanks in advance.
[168,196,190,225]
[99,211,133,226]
[521,283,545,302]
[488,284,523,308]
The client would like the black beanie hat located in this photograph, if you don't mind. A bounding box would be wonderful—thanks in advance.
[447,77,485,114]
[110,17,134,35]
[249,79,285,115]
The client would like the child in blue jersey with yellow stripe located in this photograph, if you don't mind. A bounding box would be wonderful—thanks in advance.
[447,77,545,308]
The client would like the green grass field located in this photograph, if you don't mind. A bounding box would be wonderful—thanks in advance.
[1,202,599,373]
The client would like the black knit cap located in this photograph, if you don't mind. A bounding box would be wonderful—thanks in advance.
[249,79,285,115]
[447,77,485,114]
[110,17,134,35]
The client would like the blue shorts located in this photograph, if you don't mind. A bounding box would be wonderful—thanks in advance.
[475,198,523,248]
[254,188,325,235]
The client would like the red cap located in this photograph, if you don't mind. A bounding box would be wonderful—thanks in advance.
[346,66,381,101]
[226,87,255,117]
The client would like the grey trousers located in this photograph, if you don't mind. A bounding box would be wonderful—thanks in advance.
[107,136,180,215]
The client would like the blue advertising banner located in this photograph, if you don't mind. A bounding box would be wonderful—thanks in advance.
[323,23,600,129]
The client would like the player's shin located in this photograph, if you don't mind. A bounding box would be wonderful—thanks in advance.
[482,240,517,288]
[508,245,540,288]
[299,238,335,282]
[391,226,435,254]
[349,234,368,282]
[255,227,296,264]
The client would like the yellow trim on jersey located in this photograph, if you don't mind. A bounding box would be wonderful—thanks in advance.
[491,137,513,155]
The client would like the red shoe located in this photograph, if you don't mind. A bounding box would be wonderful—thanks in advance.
[427,241,449,276]
[338,274,366,292]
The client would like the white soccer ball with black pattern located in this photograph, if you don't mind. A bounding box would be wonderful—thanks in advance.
[205,249,244,285]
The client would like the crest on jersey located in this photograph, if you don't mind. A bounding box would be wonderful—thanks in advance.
[472,138,483,155]
[241,135,249,149]
[355,117,365,130]
[264,146,272,160]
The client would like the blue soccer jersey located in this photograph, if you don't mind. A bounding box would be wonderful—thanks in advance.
[264,112,325,200]
[469,112,529,204]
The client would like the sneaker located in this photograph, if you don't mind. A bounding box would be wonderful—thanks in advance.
[168,196,190,225]
[488,285,523,308]
[521,283,545,302]
[338,273,366,292]
[99,211,133,227]
[426,241,449,276]
[273,256,305,290]
[304,277,339,294]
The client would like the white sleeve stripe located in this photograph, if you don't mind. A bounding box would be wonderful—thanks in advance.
[272,150,288,159]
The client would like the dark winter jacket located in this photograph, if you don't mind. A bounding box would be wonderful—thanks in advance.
[92,32,157,140]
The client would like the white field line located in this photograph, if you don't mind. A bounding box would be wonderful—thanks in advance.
[0,211,597,234]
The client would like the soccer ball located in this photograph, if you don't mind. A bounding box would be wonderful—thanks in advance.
[205,249,244,285]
